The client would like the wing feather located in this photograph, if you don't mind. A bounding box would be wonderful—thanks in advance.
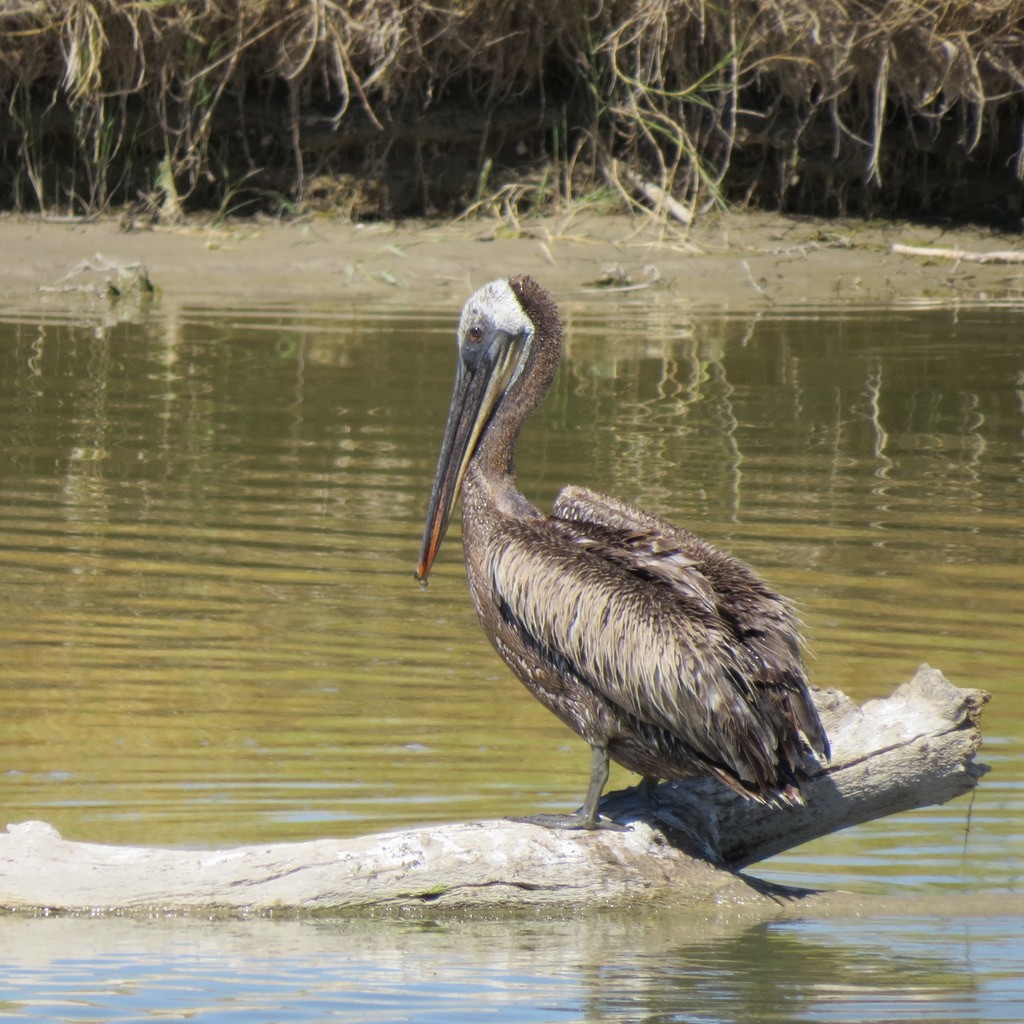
[477,484,828,794]
[554,485,830,762]
[482,516,784,788]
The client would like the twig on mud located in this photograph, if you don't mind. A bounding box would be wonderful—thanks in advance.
[741,259,773,304]
[891,243,1024,264]
[767,235,853,258]
[581,264,663,292]
[41,253,155,300]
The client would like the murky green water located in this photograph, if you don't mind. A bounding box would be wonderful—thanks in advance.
[0,296,1021,1021]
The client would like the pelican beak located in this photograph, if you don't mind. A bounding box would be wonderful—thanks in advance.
[416,329,524,584]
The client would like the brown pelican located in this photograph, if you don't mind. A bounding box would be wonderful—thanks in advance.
[416,276,829,830]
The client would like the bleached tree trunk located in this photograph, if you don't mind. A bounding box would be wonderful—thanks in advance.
[0,666,987,914]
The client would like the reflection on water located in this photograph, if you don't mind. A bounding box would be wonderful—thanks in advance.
[0,298,1021,1022]
[0,908,1021,1023]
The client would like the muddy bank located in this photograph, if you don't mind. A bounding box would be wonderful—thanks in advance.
[2,212,1023,313]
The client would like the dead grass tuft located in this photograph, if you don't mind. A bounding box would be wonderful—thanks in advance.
[0,1,1021,223]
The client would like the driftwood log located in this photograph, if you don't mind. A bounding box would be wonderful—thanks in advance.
[891,243,1024,264]
[0,666,987,915]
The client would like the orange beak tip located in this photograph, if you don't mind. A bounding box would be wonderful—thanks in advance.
[414,563,430,587]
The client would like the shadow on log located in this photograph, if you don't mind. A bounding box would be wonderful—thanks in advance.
[0,666,988,916]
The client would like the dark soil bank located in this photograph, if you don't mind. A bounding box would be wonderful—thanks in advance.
[1,2,1023,225]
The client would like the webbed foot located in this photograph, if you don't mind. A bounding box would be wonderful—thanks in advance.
[508,743,631,833]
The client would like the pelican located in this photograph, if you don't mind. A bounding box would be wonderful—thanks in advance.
[415,276,829,830]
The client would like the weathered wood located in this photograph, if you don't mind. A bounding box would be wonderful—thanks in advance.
[613,160,694,225]
[0,666,987,915]
[630,664,989,869]
[891,243,1024,264]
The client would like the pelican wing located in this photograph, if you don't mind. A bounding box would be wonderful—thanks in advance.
[554,485,800,654]
[477,484,828,793]
[553,485,830,763]
[482,517,788,790]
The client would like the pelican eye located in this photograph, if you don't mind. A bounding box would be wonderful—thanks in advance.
[467,325,485,343]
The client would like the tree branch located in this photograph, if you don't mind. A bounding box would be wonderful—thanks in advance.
[0,666,987,915]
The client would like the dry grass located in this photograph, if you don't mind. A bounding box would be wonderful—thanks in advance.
[0,0,1022,223]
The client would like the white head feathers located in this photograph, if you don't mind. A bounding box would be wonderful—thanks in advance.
[458,278,533,346]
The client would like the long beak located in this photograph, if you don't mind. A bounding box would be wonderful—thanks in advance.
[415,331,522,584]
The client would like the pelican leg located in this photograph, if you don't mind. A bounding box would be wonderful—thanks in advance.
[510,743,629,832]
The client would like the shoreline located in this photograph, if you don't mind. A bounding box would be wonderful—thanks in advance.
[2,211,1023,313]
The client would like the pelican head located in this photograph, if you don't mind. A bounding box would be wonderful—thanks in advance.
[415,276,560,584]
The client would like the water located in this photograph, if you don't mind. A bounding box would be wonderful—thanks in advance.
[0,912,1021,1023]
[0,296,1021,1020]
